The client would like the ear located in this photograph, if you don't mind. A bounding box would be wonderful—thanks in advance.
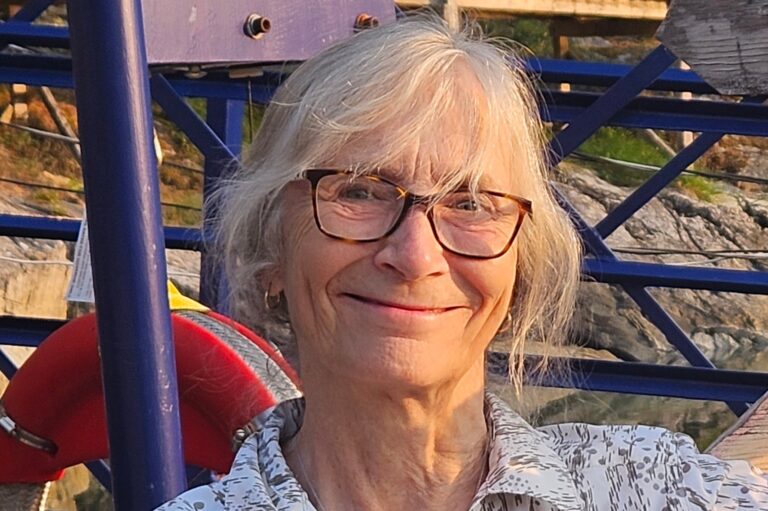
[261,264,284,296]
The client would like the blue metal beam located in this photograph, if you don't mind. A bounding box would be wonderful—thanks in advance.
[200,99,243,309]
[0,348,18,379]
[86,461,113,493]
[0,316,63,347]
[528,57,717,94]
[509,355,768,404]
[583,259,768,294]
[549,45,678,164]
[554,192,732,387]
[544,91,768,137]
[170,74,277,103]
[68,0,186,507]
[591,96,765,238]
[0,22,69,48]
[150,75,237,163]
[0,52,280,102]
[0,214,202,250]
[1,53,764,137]
[9,0,54,23]
[594,132,723,237]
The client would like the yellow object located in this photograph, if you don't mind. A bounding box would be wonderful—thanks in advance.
[168,280,209,312]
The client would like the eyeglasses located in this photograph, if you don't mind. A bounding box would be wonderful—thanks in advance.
[305,170,532,259]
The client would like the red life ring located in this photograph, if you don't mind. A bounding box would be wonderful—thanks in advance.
[0,310,301,483]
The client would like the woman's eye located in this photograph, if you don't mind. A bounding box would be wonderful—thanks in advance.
[454,199,480,211]
[339,185,374,200]
[448,195,486,212]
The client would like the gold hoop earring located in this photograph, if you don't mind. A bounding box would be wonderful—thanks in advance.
[264,289,281,310]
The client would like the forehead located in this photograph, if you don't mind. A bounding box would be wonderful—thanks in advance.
[310,59,535,195]
[329,113,520,194]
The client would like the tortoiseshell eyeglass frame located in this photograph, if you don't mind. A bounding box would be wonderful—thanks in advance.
[304,169,533,260]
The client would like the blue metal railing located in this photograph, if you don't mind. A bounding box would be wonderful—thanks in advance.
[67,0,186,506]
[0,2,767,508]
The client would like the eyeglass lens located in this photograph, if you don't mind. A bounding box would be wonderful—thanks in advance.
[313,173,523,258]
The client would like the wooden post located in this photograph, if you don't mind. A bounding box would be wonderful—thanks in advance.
[10,84,28,122]
[551,26,571,92]
[677,60,693,149]
[429,0,460,29]
[39,86,81,160]
[443,0,460,29]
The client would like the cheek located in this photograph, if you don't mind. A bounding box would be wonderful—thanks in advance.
[278,196,363,344]
[280,205,320,302]
[465,249,518,335]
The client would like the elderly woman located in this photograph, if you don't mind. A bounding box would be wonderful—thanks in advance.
[158,17,768,511]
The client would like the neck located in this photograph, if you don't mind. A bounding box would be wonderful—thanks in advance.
[284,360,489,511]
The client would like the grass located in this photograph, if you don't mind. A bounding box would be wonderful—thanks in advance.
[581,127,669,167]
[31,189,68,216]
[576,127,721,201]
[161,186,202,226]
[676,175,720,202]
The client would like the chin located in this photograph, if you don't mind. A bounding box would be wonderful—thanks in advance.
[332,341,467,391]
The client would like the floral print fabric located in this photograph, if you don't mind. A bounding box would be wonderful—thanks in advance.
[156,394,768,510]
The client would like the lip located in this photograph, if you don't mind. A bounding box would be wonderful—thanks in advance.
[341,293,462,314]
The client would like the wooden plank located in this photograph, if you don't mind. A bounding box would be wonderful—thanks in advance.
[551,17,660,37]
[396,0,667,20]
[707,391,768,472]
[657,0,768,95]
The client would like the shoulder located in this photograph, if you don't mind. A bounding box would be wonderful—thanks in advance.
[153,435,277,510]
[154,399,307,510]
[537,422,768,509]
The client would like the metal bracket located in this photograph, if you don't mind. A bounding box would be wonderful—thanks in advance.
[0,401,57,454]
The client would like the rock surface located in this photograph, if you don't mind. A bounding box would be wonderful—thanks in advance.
[557,162,768,369]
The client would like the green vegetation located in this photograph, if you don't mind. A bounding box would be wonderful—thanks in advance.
[581,127,668,167]
[31,189,68,216]
[676,175,720,202]
[576,127,721,201]
[479,18,552,57]
[183,97,206,119]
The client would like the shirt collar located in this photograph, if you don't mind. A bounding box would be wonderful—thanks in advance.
[475,393,581,511]
[257,393,582,511]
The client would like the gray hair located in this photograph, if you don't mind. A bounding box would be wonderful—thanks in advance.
[213,15,581,392]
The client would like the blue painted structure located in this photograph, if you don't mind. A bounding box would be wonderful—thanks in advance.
[67,0,187,507]
[0,1,765,508]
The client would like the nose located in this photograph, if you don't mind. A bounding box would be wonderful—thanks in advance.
[372,207,450,281]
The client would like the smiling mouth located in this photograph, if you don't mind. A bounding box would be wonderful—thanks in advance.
[343,293,460,313]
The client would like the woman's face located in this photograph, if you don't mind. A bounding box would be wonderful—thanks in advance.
[274,125,521,392]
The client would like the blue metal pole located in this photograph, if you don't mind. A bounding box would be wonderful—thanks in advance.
[554,190,748,414]
[0,214,202,249]
[150,76,237,163]
[200,98,243,308]
[511,355,767,404]
[528,57,718,94]
[594,132,723,237]
[582,259,768,294]
[67,0,186,508]
[0,316,63,347]
[548,45,678,165]
[8,0,53,23]
[0,23,69,48]
[543,91,768,136]
[593,98,766,237]
[0,349,18,379]
[206,98,244,158]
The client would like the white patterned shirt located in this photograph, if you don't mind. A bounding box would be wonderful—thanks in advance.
[156,393,768,510]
